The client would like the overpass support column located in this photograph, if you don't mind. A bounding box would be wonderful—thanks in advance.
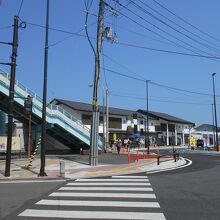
[175,124,178,146]
[189,126,191,148]
[166,123,169,146]
[182,124,185,146]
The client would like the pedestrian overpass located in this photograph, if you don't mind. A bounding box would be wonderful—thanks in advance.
[0,72,103,152]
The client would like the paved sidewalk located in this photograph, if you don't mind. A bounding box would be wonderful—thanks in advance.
[0,153,188,181]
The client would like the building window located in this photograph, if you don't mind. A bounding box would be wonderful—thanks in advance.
[122,119,127,124]
[161,123,167,131]
[151,122,154,126]
[155,125,161,132]
[168,124,175,132]
[82,115,104,125]
[140,120,144,125]
[109,117,122,129]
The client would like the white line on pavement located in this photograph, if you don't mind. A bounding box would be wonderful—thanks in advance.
[0,179,66,184]
[75,179,149,182]
[19,209,166,219]
[36,199,160,208]
[67,182,151,186]
[59,186,153,191]
[49,192,156,199]
[147,158,192,174]
[112,176,148,179]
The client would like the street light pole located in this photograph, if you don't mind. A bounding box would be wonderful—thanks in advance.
[145,80,150,154]
[212,73,219,152]
[212,104,215,147]
[39,0,49,176]
[5,16,19,177]
[90,0,105,166]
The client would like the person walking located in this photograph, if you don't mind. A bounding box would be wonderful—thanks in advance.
[116,139,121,155]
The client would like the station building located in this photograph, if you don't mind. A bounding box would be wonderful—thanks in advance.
[51,99,195,147]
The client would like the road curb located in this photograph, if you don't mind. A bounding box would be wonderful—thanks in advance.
[146,158,192,174]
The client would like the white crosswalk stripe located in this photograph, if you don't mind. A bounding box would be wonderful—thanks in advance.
[36,199,160,208]
[67,182,150,186]
[19,209,166,219]
[75,178,149,182]
[49,192,156,198]
[59,186,153,191]
[18,175,166,219]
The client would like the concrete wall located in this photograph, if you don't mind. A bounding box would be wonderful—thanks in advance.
[45,135,72,153]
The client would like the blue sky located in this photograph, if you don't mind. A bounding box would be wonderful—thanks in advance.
[0,0,220,126]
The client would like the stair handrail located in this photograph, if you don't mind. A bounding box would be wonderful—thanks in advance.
[0,72,103,146]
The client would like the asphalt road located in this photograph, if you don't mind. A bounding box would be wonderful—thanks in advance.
[148,152,220,220]
[0,180,66,220]
[0,152,219,220]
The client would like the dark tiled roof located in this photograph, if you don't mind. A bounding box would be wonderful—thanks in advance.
[51,99,195,125]
[52,99,143,117]
[137,109,195,125]
[195,124,220,132]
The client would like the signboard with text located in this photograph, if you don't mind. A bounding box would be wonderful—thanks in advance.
[0,136,21,151]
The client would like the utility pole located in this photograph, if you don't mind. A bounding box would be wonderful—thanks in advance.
[24,95,33,159]
[90,0,105,166]
[212,73,219,152]
[106,88,109,151]
[5,16,19,177]
[39,0,49,176]
[102,92,105,152]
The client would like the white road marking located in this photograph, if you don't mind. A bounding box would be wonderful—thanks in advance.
[147,158,192,174]
[67,182,151,186]
[75,178,149,182]
[36,199,160,208]
[49,192,156,198]
[112,176,148,179]
[19,209,166,219]
[59,186,153,191]
[0,179,66,184]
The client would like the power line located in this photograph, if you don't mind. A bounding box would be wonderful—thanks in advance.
[25,21,220,61]
[17,0,24,16]
[151,0,220,44]
[105,1,198,55]
[118,41,220,60]
[25,21,95,41]
[103,53,145,80]
[111,0,220,60]
[137,0,220,49]
[101,46,109,88]
[111,90,211,102]
[85,10,96,56]
[110,93,216,106]
[102,66,219,97]
[105,20,174,46]
[150,81,214,97]
[46,0,131,48]
[84,0,94,11]
[102,67,145,82]
[131,0,220,55]
[0,25,12,30]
